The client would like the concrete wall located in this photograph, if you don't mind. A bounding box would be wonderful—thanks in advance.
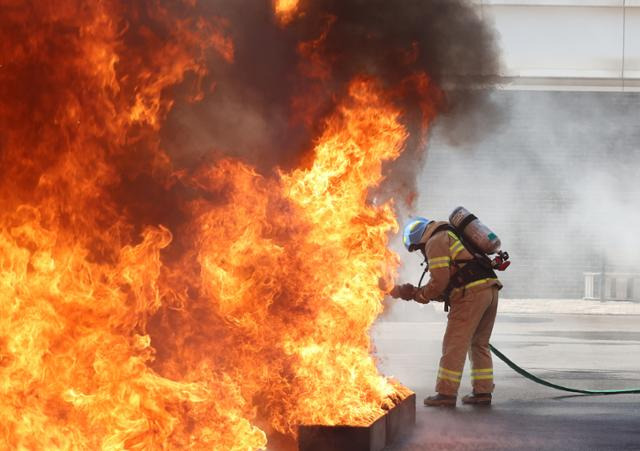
[412,90,640,299]
[476,0,640,89]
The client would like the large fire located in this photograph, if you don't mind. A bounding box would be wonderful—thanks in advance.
[1,1,440,449]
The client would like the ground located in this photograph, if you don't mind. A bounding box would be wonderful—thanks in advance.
[373,308,640,450]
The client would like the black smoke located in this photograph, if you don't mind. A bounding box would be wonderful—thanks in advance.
[163,0,500,203]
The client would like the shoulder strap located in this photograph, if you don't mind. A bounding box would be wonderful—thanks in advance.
[432,223,456,237]
[440,222,484,260]
[432,223,470,263]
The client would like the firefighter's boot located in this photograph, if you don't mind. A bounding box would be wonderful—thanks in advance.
[423,393,457,407]
[461,392,492,406]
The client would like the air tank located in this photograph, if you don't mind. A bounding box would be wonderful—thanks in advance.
[449,206,501,255]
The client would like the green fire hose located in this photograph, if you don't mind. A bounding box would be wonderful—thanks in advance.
[489,344,640,395]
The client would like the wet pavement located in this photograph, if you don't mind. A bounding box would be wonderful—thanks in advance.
[373,310,640,450]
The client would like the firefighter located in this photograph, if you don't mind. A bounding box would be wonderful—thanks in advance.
[390,217,502,407]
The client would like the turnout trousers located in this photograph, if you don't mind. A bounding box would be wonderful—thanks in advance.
[435,286,499,396]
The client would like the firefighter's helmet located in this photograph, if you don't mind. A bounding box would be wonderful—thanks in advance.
[402,217,432,251]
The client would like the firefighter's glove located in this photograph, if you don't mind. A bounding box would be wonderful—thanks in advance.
[390,283,418,301]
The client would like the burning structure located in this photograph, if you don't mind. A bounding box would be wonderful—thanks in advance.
[0,0,497,448]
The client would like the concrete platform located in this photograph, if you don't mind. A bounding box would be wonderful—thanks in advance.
[373,312,640,450]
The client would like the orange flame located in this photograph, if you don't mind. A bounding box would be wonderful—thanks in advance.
[183,78,409,433]
[0,2,434,449]
[275,0,300,23]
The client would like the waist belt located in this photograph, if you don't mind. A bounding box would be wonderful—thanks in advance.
[441,259,497,312]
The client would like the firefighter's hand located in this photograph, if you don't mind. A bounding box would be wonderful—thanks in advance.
[390,283,418,301]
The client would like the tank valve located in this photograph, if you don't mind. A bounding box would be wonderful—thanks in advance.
[491,251,511,271]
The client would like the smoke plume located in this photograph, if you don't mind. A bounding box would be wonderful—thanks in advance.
[165,0,500,205]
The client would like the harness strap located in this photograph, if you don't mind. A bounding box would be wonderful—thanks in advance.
[431,224,497,312]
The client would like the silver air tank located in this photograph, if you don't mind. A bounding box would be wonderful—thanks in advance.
[449,206,501,255]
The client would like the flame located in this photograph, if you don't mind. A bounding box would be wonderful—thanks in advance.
[275,0,300,23]
[1,1,434,449]
[182,78,409,434]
